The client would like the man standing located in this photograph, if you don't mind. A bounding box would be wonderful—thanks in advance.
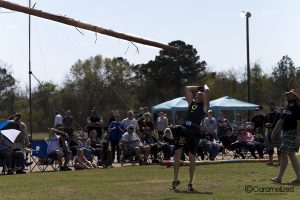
[271,89,300,183]
[265,103,281,165]
[122,110,140,133]
[156,111,169,139]
[54,111,63,128]
[203,110,218,140]
[172,84,209,191]
[86,109,103,139]
[62,110,74,138]
[251,108,265,144]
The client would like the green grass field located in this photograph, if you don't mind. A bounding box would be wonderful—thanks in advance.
[1,162,300,200]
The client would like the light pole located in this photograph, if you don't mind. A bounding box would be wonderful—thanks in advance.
[29,0,32,140]
[240,11,251,103]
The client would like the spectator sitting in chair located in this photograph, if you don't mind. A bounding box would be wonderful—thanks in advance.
[0,133,25,174]
[220,127,244,158]
[120,125,150,165]
[236,125,264,159]
[220,127,237,151]
[86,129,113,167]
[139,112,154,138]
[141,128,161,163]
[12,113,32,171]
[197,133,223,161]
[74,148,97,170]
[160,128,175,160]
[69,133,92,161]
[47,128,72,171]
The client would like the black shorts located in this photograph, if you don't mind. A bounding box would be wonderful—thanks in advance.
[173,125,201,155]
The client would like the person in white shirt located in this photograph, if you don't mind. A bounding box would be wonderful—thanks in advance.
[47,128,72,171]
[156,111,169,139]
[122,110,139,133]
[203,110,218,140]
[120,125,150,164]
[54,111,63,127]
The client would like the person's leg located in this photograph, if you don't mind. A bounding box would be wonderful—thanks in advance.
[0,150,12,171]
[288,153,300,181]
[12,151,25,171]
[116,141,121,163]
[268,149,274,164]
[188,153,196,184]
[161,144,170,160]
[273,151,288,182]
[245,142,257,159]
[173,148,183,181]
[63,150,71,167]
[254,142,264,158]
[277,150,281,165]
[143,145,151,161]
[151,144,159,161]
[111,141,116,162]
[56,151,63,168]
[134,147,141,161]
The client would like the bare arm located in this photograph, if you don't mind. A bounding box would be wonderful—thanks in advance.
[271,119,283,142]
[203,84,210,113]
[184,86,198,105]
[49,128,67,138]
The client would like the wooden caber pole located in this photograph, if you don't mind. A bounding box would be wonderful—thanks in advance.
[0,0,180,52]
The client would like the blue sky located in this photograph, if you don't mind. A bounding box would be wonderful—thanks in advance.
[0,0,299,89]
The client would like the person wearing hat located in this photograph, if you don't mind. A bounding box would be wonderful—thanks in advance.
[120,125,150,165]
[236,125,264,159]
[271,89,300,183]
[203,110,217,140]
[172,84,209,192]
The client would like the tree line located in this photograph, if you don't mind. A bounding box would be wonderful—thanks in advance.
[0,40,299,132]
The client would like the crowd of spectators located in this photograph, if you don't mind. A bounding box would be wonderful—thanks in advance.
[0,103,282,175]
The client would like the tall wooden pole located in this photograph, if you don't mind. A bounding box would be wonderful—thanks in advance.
[0,0,180,52]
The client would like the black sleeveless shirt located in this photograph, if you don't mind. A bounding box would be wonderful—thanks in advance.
[185,101,206,125]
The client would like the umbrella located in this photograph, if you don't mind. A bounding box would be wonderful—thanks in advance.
[0,121,21,143]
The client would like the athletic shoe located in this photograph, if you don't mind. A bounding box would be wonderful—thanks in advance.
[172,180,180,190]
[188,183,195,191]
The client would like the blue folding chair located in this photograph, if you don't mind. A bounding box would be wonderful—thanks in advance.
[30,140,59,172]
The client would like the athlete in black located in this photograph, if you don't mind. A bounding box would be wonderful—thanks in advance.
[172,84,209,191]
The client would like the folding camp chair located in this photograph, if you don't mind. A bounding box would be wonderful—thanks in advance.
[30,140,59,172]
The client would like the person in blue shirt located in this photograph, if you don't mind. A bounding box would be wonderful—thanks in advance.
[108,113,125,163]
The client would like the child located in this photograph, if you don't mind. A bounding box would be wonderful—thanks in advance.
[74,148,97,170]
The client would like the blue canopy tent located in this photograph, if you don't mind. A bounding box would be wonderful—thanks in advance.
[151,97,188,124]
[209,96,258,118]
[152,96,258,124]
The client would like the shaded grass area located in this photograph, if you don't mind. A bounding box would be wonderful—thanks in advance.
[1,162,300,200]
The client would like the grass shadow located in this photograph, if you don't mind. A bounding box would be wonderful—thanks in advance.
[173,189,213,195]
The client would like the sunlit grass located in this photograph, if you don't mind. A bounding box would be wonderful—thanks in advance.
[1,161,300,200]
